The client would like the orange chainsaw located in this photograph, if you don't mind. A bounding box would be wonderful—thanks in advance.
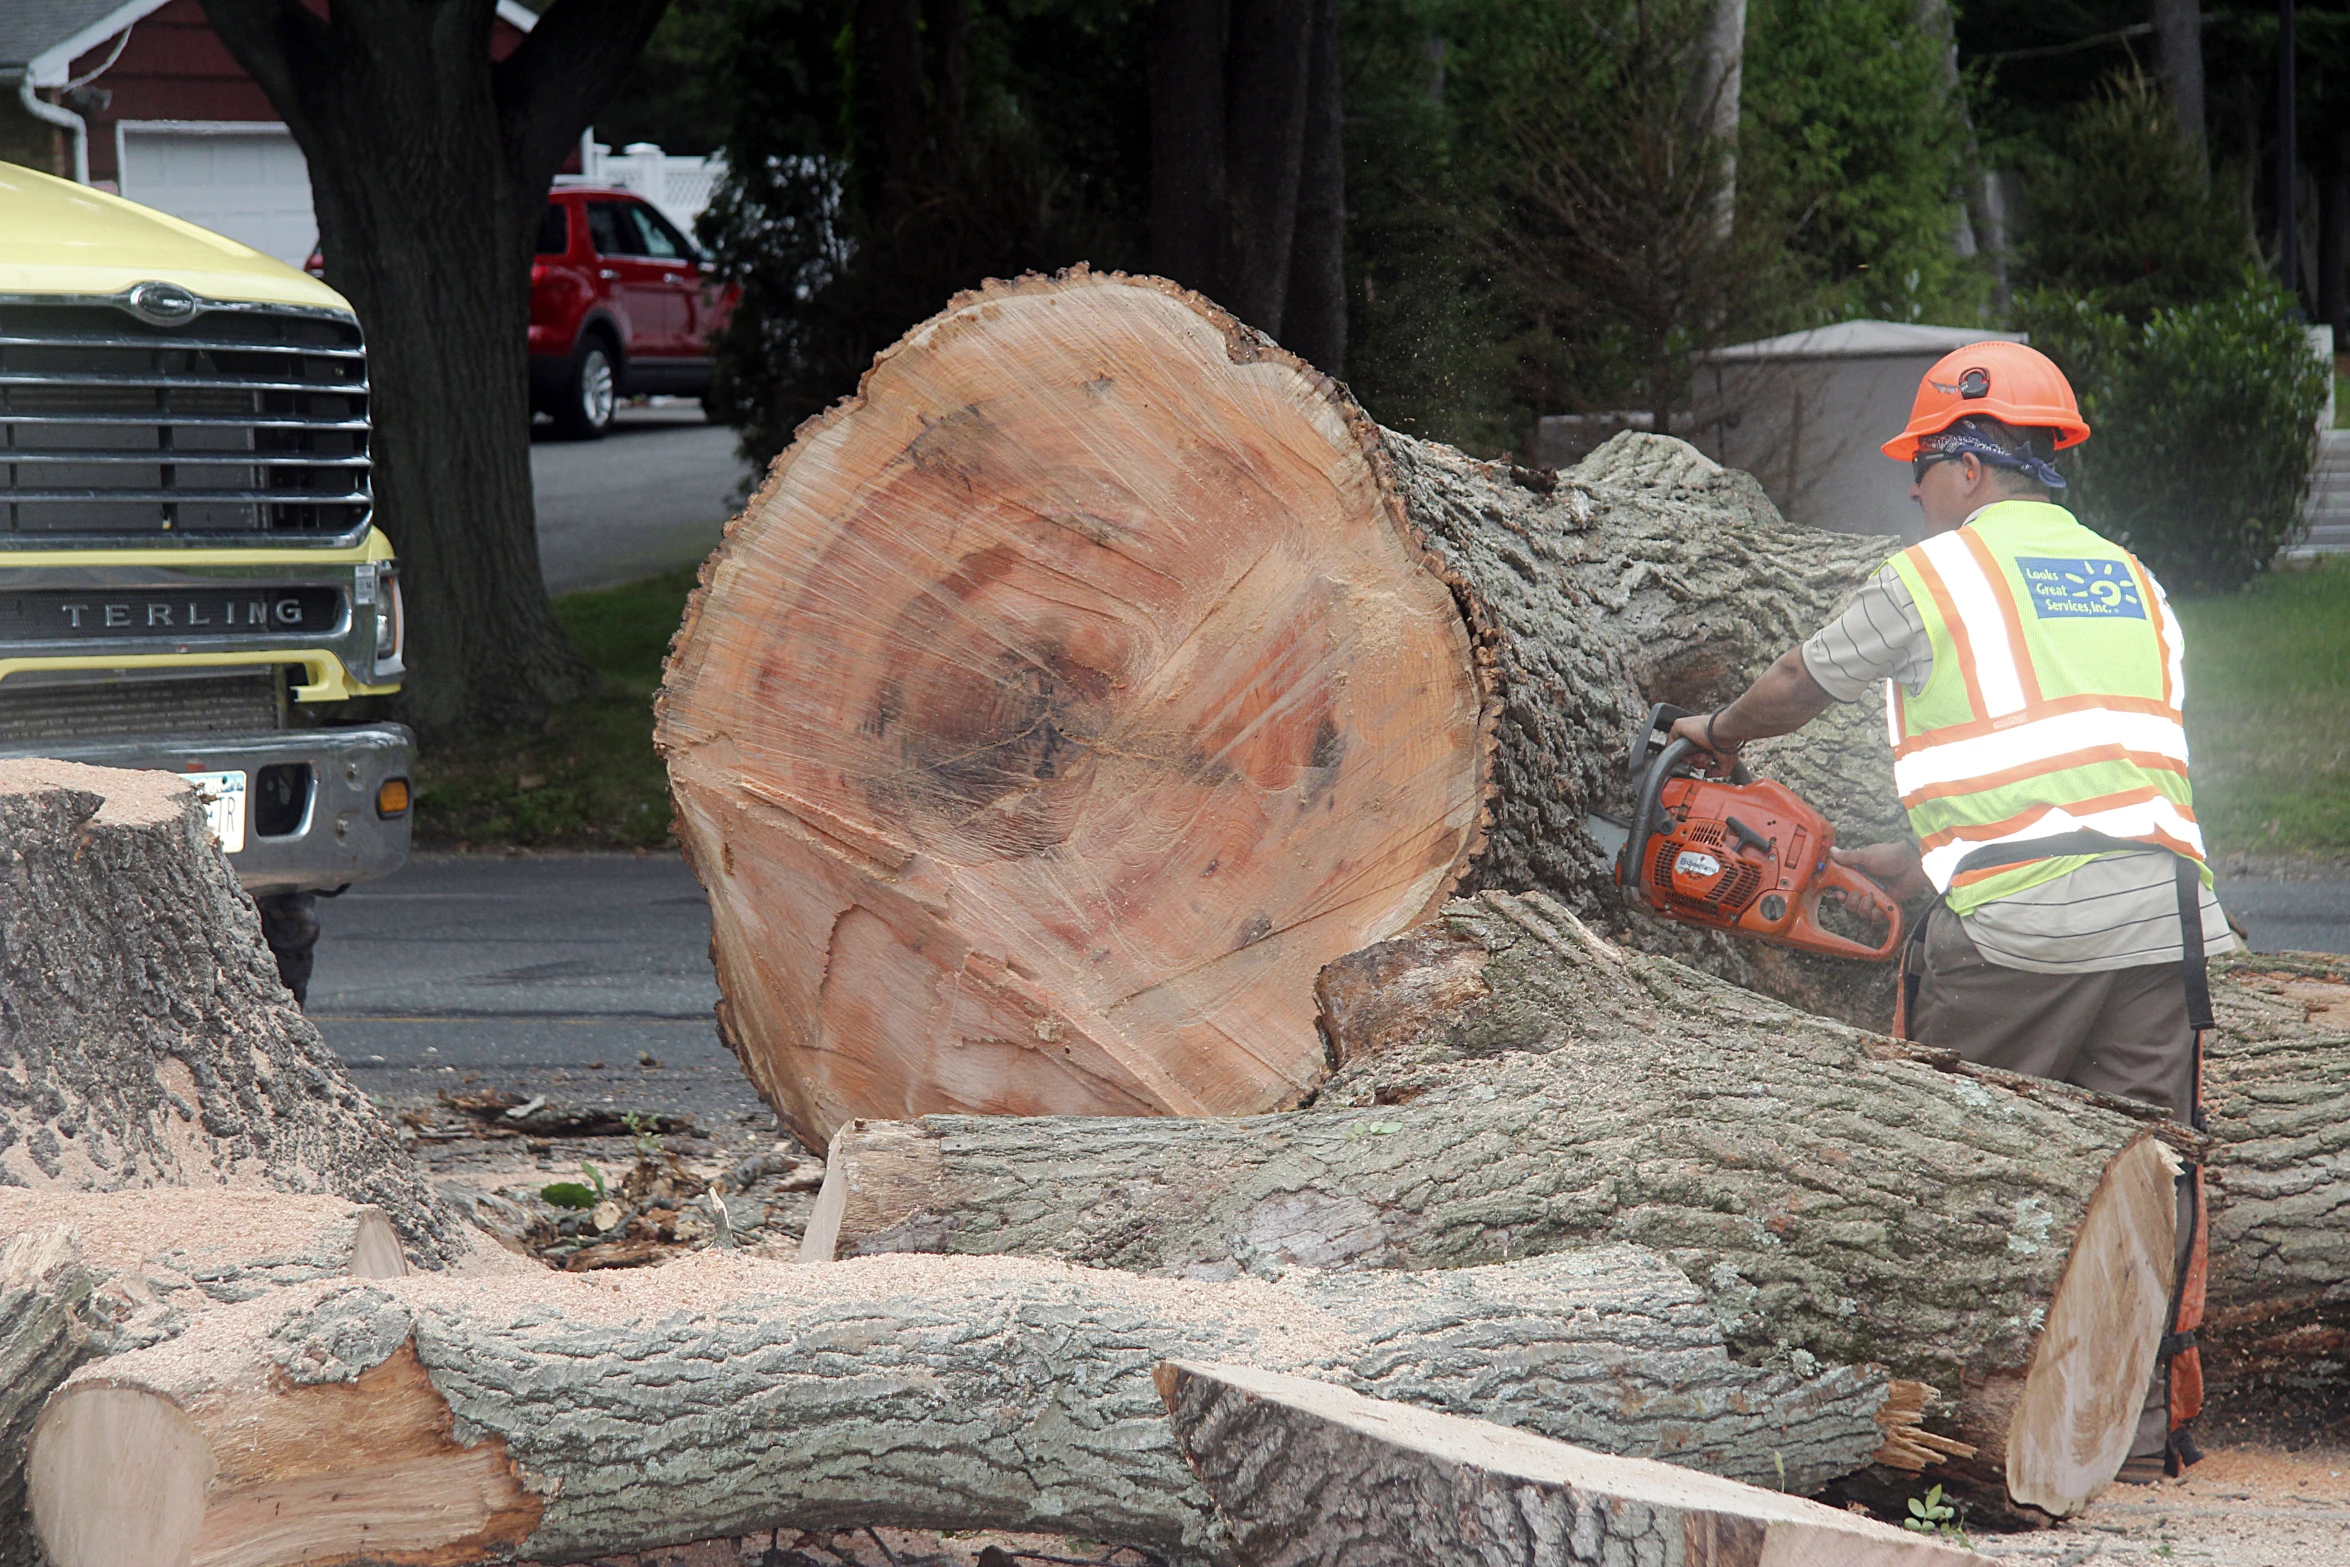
[1607,704,1902,962]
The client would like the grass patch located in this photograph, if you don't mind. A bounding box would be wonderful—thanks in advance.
[2177,558,2350,862]
[411,568,698,849]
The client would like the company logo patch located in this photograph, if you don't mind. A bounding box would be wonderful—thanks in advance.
[1673,850,1722,881]
[2016,556,2146,620]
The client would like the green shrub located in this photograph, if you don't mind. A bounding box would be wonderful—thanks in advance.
[2016,282,2325,592]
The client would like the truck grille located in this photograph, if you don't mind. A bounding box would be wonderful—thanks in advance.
[0,669,281,744]
[0,297,370,541]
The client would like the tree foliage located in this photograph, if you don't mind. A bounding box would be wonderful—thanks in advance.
[1338,0,1981,453]
[2018,282,2325,591]
[2017,71,2248,321]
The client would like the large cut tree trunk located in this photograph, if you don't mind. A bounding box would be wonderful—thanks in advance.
[27,1246,1920,1567]
[658,270,1897,1146]
[803,891,2193,1515]
[0,761,456,1260]
[0,1193,413,1567]
[1157,1360,1979,1567]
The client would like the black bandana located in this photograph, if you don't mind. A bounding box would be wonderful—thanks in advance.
[1921,426,2066,489]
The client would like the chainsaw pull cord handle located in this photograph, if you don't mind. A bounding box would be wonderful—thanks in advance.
[1625,735,1695,897]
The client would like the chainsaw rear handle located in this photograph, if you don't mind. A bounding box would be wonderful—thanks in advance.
[1796,856,1905,962]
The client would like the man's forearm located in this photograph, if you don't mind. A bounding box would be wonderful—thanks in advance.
[1710,648,1834,747]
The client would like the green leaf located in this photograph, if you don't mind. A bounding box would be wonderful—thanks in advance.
[541,1181,599,1209]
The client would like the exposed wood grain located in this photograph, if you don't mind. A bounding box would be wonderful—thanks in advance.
[659,270,1491,1142]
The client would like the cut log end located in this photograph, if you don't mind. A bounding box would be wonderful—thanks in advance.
[26,1388,213,1567]
[659,271,1494,1143]
[2003,1133,2183,1517]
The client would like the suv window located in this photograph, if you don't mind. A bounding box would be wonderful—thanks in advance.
[626,203,695,263]
[535,202,569,256]
[586,200,634,257]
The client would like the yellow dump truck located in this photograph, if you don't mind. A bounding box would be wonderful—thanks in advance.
[1,164,409,1000]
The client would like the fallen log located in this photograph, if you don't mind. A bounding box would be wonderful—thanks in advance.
[806,891,2193,1514]
[2196,952,2350,1400]
[1156,1359,1982,1567]
[28,1246,1920,1567]
[0,760,458,1262]
[655,269,1898,1146]
[0,1194,411,1567]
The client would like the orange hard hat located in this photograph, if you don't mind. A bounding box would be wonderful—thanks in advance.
[1881,340,2090,461]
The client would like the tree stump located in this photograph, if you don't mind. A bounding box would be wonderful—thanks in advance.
[805,891,2198,1515]
[0,761,457,1262]
[28,1247,1912,1567]
[658,270,1899,1145]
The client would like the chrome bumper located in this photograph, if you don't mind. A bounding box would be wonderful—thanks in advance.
[0,724,413,894]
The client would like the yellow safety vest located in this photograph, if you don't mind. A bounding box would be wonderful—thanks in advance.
[1884,500,2205,914]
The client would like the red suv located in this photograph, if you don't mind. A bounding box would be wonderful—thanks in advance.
[527,188,736,439]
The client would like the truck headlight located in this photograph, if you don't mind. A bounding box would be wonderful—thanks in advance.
[372,563,405,679]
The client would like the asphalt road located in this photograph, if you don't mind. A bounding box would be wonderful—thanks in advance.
[531,402,754,595]
[306,852,767,1131]
[308,856,2349,1124]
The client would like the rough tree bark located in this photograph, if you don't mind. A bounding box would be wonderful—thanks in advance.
[657,271,1901,1145]
[27,1247,1920,1567]
[199,0,669,735]
[2154,0,2208,168]
[0,760,458,1261]
[1156,1360,1979,1567]
[2197,952,2350,1397]
[805,891,2196,1512]
[0,1194,412,1567]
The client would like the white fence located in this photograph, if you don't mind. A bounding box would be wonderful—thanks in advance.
[557,136,727,235]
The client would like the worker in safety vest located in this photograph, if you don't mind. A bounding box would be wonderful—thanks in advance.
[1668,340,2228,1482]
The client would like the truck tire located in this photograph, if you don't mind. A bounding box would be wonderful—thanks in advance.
[254,891,321,1006]
[552,334,618,440]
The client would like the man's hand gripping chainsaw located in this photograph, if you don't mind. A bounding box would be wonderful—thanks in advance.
[1611,703,1903,962]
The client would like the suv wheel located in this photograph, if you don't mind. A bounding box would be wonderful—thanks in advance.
[554,337,618,439]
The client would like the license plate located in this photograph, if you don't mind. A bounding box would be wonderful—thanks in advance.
[187,770,248,854]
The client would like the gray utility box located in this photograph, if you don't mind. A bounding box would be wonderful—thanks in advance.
[1681,321,2028,545]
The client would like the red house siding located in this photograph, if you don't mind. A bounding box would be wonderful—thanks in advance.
[64,0,530,184]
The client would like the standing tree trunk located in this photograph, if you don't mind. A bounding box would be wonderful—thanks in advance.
[800,891,2190,1513]
[1685,0,1745,240]
[2321,120,2348,343]
[658,271,1901,1146]
[1147,0,1344,370]
[1279,0,1347,373]
[2154,0,2208,169]
[27,1247,1913,1567]
[1148,0,1230,297]
[199,0,671,737]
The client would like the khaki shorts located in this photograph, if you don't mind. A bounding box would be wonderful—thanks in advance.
[1911,901,2196,1121]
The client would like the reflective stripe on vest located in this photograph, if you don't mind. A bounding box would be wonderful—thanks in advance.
[1882,502,2205,910]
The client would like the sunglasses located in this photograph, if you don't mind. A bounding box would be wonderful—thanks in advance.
[1911,451,1962,483]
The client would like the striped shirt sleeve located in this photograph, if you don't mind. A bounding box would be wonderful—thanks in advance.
[1799,565,1935,703]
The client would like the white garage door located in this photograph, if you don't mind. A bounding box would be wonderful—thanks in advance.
[118,123,318,268]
